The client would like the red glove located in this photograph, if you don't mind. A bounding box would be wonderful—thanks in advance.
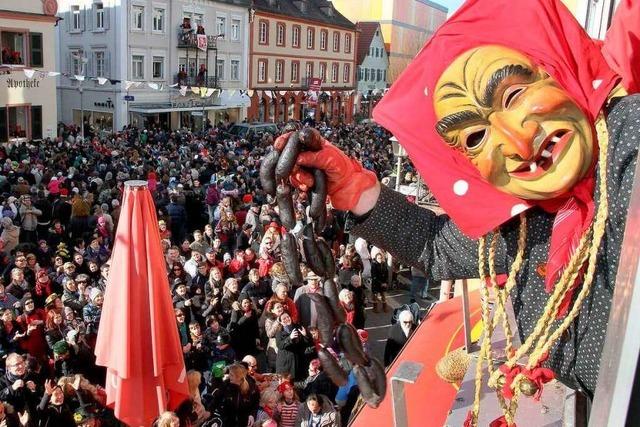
[273,129,377,211]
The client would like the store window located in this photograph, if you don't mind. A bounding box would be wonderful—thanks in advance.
[1,32,26,65]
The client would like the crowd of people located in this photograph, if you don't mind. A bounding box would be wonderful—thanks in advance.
[0,119,428,427]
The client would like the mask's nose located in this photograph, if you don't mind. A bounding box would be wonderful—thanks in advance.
[491,113,539,161]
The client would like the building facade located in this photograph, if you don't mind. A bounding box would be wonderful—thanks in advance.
[354,22,388,119]
[57,0,250,133]
[247,0,357,124]
[0,1,59,142]
[562,0,622,40]
[331,0,447,84]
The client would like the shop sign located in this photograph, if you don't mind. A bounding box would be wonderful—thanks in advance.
[6,78,40,88]
[171,97,217,109]
[94,98,114,109]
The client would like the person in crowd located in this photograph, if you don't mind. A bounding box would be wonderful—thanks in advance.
[295,393,340,427]
[384,310,417,366]
[370,251,389,312]
[347,275,366,330]
[229,297,260,359]
[212,363,260,427]
[275,312,312,381]
[295,359,337,402]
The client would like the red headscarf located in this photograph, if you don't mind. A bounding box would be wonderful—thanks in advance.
[373,0,622,314]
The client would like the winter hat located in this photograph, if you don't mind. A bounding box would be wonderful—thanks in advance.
[52,340,69,355]
[89,288,102,302]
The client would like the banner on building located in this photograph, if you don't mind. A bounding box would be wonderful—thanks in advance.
[309,77,322,91]
[197,35,208,52]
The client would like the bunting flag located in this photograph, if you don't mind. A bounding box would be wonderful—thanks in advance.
[247,89,254,97]
[97,77,108,85]
[169,83,179,88]
[191,86,200,95]
[47,71,61,77]
[74,75,85,81]
[228,89,236,97]
[264,91,272,99]
[124,81,136,91]
[179,86,188,96]
[205,88,216,98]
[279,90,286,96]
[148,83,159,90]
[23,69,35,78]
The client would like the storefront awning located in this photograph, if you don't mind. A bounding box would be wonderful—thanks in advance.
[128,103,230,114]
[128,92,250,114]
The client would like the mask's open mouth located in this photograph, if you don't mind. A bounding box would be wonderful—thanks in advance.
[509,129,573,180]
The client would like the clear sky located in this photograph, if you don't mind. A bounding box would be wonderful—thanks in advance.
[437,0,465,16]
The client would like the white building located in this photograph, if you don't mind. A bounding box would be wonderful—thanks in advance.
[0,0,59,142]
[573,0,622,40]
[354,21,388,119]
[56,0,250,133]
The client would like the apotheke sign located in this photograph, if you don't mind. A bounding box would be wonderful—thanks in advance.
[6,78,40,88]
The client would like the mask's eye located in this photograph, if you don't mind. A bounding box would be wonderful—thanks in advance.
[503,86,526,109]
[464,129,487,150]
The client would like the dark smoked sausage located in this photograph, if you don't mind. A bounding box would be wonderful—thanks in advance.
[281,232,303,286]
[276,183,296,230]
[275,131,301,182]
[259,150,280,196]
[302,224,326,277]
[318,347,348,387]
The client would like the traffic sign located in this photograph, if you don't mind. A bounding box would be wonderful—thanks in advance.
[124,95,135,101]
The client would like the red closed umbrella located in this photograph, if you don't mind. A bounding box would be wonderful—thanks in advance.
[95,181,189,426]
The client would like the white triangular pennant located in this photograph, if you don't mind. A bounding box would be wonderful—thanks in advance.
[264,91,272,98]
[192,86,200,95]
[247,89,254,97]
[179,86,188,96]
[279,91,286,96]
[124,80,135,91]
[206,88,216,98]
[74,75,85,81]
[47,71,61,77]
[23,69,35,78]
[148,83,159,90]
[97,77,108,85]
[169,83,179,88]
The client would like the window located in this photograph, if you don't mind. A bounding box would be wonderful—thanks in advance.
[364,68,369,81]
[319,63,326,82]
[292,25,300,48]
[71,5,81,31]
[358,67,362,81]
[305,62,313,79]
[258,59,267,83]
[193,14,203,27]
[274,60,284,83]
[152,56,164,79]
[291,61,299,83]
[95,3,104,29]
[383,70,387,82]
[132,6,144,31]
[132,55,144,79]
[259,20,269,45]
[29,33,43,67]
[345,33,351,53]
[320,30,327,50]
[276,23,285,46]
[343,64,350,83]
[95,51,105,77]
[306,27,314,49]
[331,63,338,82]
[377,69,382,82]
[230,59,239,80]
[31,106,42,140]
[153,8,164,32]
[370,68,375,81]
[216,59,225,81]
[333,32,340,52]
[231,19,240,41]
[7,106,29,141]
[370,47,373,56]
[1,32,26,65]
[216,16,226,37]
[70,50,84,75]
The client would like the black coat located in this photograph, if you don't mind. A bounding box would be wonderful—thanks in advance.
[229,309,259,358]
[383,323,415,367]
[275,326,313,380]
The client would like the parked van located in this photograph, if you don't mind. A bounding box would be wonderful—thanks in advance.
[227,123,278,139]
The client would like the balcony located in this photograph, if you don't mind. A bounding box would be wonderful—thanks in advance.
[177,30,223,49]
[174,73,218,88]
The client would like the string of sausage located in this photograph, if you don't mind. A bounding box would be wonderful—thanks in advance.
[259,127,387,408]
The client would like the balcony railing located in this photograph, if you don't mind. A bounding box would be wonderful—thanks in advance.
[177,30,223,49]
[174,74,218,88]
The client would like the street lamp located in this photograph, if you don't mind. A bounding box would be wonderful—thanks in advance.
[213,34,224,89]
[389,135,406,286]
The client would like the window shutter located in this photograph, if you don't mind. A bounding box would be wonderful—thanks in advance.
[87,5,94,31]
[0,108,6,143]
[29,33,43,68]
[104,6,110,29]
[105,51,111,77]
[31,106,43,140]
